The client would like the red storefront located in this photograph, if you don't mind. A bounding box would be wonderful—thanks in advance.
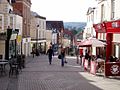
[93,20,120,76]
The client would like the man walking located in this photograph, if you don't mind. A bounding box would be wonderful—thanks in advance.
[47,46,54,65]
[32,47,35,58]
[61,48,65,67]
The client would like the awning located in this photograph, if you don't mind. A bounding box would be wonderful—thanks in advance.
[78,39,91,47]
[105,19,120,33]
[31,40,46,43]
[78,37,106,47]
[93,19,120,33]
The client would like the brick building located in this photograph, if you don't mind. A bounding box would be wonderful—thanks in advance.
[12,0,32,56]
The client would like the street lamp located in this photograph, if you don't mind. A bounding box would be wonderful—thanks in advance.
[61,28,64,48]
[36,25,39,56]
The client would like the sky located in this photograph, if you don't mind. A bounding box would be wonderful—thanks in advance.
[31,0,97,22]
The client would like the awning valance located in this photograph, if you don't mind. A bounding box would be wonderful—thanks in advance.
[93,19,120,33]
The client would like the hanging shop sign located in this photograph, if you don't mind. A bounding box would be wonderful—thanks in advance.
[93,23,106,33]
[17,35,22,44]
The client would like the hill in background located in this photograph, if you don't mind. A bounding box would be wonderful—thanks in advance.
[63,22,86,31]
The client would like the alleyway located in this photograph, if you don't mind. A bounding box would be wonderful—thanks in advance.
[0,55,120,90]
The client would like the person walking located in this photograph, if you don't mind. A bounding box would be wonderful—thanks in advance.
[75,48,79,64]
[61,48,65,67]
[79,48,83,65]
[32,47,35,58]
[47,46,54,65]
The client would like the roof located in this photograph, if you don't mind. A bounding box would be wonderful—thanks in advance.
[63,29,73,36]
[31,11,46,19]
[86,7,96,15]
[46,21,64,30]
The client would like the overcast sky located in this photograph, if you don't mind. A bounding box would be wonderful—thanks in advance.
[31,0,97,22]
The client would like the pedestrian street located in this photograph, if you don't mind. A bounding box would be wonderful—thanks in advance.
[0,55,120,90]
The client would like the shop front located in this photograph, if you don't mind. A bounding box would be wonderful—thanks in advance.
[93,19,120,76]
[78,38,106,74]
[31,39,46,55]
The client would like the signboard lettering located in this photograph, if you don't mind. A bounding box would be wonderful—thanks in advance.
[112,22,120,28]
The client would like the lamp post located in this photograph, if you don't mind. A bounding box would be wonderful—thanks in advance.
[61,28,64,48]
[36,25,39,56]
[5,27,12,60]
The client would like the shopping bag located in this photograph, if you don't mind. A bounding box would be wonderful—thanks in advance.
[58,54,61,59]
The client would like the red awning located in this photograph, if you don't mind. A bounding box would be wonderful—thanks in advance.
[93,19,120,33]
[105,19,120,33]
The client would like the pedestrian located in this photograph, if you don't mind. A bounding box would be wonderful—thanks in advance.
[32,47,35,58]
[61,48,65,67]
[75,48,79,64]
[47,46,54,65]
[79,48,83,65]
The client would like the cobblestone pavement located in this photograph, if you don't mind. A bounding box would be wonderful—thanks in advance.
[0,55,120,90]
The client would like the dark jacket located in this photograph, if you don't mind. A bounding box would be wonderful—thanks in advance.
[47,48,54,57]
[61,50,65,58]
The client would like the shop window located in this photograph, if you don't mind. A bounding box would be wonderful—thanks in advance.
[9,40,16,58]
[101,4,105,22]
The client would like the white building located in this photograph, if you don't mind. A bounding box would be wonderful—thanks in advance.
[30,11,46,54]
[83,7,96,39]
[94,0,120,59]
[45,29,52,52]
[0,0,23,60]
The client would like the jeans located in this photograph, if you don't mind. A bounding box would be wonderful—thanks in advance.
[61,55,64,66]
[48,56,52,64]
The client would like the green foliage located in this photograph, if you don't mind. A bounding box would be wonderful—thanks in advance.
[71,30,77,35]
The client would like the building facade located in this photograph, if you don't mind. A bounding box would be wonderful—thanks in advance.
[0,0,22,60]
[12,0,31,56]
[93,0,120,61]
[30,11,46,54]
[83,7,96,39]
[45,29,52,53]
[46,21,64,53]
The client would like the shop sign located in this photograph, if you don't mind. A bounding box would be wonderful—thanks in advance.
[110,65,119,74]
[90,61,97,75]
[17,35,22,44]
[105,62,120,76]
[112,22,120,28]
[97,24,102,30]
[93,23,106,33]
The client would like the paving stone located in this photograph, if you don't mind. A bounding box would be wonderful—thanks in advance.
[0,55,120,90]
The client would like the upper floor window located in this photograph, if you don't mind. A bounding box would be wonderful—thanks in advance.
[42,21,44,29]
[10,16,13,29]
[101,4,105,22]
[0,15,4,31]
[111,0,115,20]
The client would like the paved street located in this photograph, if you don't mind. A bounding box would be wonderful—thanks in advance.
[0,55,120,90]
